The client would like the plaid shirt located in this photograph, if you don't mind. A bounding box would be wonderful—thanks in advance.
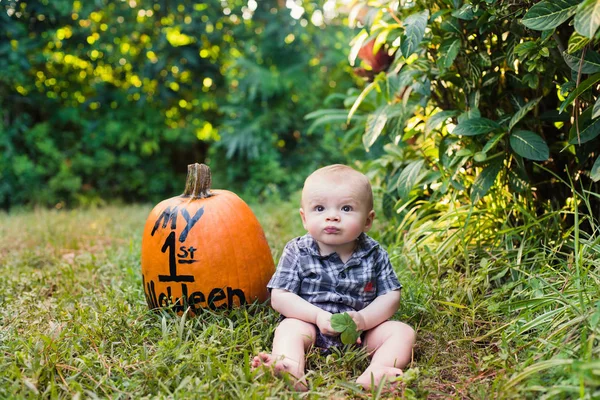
[267,233,402,314]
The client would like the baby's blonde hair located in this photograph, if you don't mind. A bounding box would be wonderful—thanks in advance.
[302,164,374,210]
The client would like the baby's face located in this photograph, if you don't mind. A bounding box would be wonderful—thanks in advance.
[300,175,374,252]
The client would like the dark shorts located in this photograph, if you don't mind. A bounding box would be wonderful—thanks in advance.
[314,330,366,354]
[278,316,364,354]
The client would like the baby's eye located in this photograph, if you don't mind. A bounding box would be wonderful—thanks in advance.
[341,205,352,212]
[315,205,325,212]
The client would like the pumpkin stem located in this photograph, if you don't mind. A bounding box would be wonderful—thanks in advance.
[183,163,213,199]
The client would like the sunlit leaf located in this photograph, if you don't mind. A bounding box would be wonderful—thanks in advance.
[349,30,369,66]
[425,110,459,134]
[363,105,390,151]
[398,160,425,200]
[521,0,579,31]
[373,27,391,54]
[510,130,549,161]
[559,73,600,113]
[347,74,382,122]
[567,32,590,54]
[593,96,600,119]
[574,0,600,38]
[401,10,429,58]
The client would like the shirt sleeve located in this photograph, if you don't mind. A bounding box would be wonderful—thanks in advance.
[375,248,402,295]
[266,239,302,294]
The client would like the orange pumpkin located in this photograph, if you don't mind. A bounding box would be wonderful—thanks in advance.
[141,163,274,314]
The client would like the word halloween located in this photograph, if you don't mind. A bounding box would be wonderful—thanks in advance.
[144,205,247,311]
[143,276,246,312]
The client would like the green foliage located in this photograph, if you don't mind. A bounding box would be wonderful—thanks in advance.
[309,0,600,219]
[206,2,357,199]
[331,312,362,345]
[0,1,356,208]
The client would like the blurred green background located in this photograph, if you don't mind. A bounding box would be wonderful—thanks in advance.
[0,0,361,209]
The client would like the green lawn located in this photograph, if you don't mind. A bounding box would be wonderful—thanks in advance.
[1,201,598,399]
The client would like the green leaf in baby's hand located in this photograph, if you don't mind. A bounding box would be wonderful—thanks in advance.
[331,313,361,345]
[331,312,355,332]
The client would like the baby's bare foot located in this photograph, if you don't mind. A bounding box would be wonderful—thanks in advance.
[251,352,308,391]
[251,352,287,374]
[356,365,403,390]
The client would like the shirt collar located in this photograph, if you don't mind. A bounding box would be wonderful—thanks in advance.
[298,232,378,259]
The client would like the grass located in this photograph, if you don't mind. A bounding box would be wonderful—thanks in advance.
[0,195,599,399]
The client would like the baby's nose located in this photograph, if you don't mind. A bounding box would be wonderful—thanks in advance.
[326,212,340,221]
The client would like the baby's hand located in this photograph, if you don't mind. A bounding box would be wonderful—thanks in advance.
[316,310,338,336]
[347,311,366,332]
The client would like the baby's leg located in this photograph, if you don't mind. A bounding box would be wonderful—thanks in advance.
[252,318,316,390]
[356,321,416,389]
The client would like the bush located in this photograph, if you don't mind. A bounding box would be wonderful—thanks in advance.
[309,0,600,225]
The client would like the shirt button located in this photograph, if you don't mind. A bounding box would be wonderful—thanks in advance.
[340,272,346,279]
[337,296,343,302]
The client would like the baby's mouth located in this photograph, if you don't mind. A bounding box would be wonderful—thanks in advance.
[324,226,339,234]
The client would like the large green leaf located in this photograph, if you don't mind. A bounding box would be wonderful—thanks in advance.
[471,160,503,203]
[401,10,429,58]
[521,0,579,31]
[509,97,542,131]
[559,73,600,113]
[568,117,600,144]
[510,130,550,161]
[563,50,600,74]
[398,160,425,200]
[363,105,390,151]
[452,118,501,136]
[591,155,600,182]
[575,0,600,38]
[425,110,459,134]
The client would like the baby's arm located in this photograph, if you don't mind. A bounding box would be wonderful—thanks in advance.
[348,290,400,331]
[271,289,338,335]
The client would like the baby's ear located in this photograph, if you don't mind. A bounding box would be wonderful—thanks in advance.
[364,210,375,232]
[299,208,308,229]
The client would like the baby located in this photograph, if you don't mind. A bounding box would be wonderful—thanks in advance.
[252,164,415,390]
